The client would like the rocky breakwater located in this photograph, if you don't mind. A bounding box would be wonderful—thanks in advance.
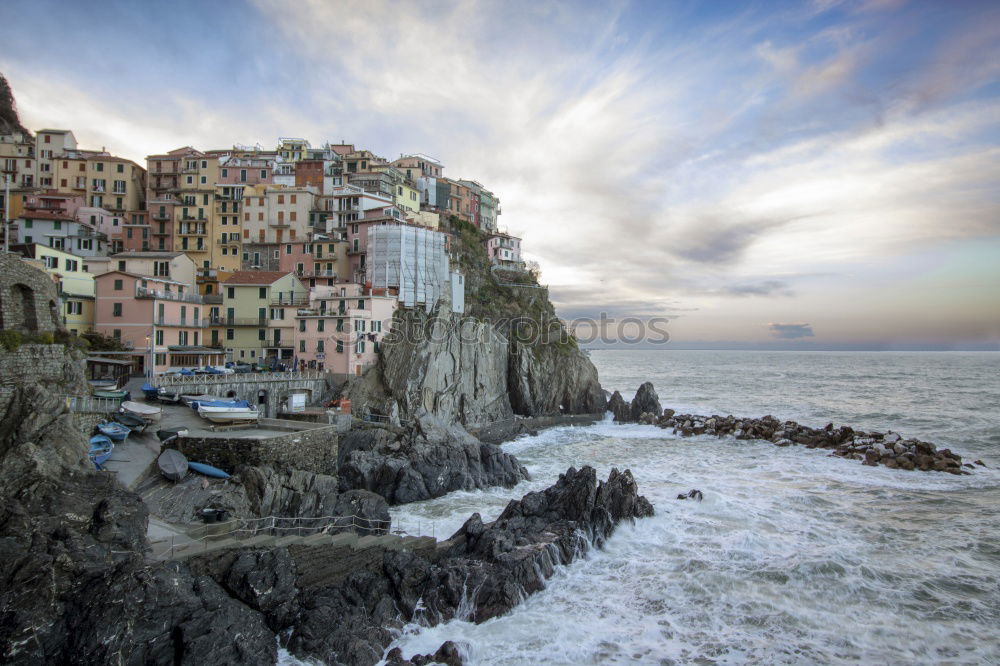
[610,382,976,474]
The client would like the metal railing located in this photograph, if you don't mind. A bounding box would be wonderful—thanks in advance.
[66,395,122,414]
[151,369,324,386]
[148,512,438,560]
[136,287,204,304]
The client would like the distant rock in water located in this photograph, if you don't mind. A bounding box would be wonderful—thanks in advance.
[612,382,969,475]
[609,390,630,422]
[630,381,662,421]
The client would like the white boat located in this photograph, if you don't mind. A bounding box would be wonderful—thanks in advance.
[181,393,224,407]
[197,405,260,424]
[121,400,162,423]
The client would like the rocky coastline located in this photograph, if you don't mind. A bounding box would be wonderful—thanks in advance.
[609,382,979,474]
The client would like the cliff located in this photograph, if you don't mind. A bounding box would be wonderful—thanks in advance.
[0,74,30,137]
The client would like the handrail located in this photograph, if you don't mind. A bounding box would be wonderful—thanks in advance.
[151,370,324,386]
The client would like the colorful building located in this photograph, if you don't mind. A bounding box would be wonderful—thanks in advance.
[241,184,317,244]
[484,231,523,267]
[219,271,308,365]
[94,270,221,375]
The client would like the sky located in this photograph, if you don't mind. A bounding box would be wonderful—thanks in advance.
[2,0,998,349]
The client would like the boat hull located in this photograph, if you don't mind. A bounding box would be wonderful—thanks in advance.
[120,401,162,423]
[187,461,231,479]
[96,422,130,442]
[197,406,259,424]
[157,449,189,482]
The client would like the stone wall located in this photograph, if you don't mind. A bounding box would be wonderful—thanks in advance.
[288,533,438,589]
[0,252,62,334]
[172,423,339,477]
[0,344,82,387]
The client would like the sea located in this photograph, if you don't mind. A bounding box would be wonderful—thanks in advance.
[290,350,1000,665]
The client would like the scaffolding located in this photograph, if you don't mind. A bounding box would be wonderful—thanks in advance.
[368,225,454,312]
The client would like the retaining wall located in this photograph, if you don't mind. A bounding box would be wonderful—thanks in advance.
[172,422,339,477]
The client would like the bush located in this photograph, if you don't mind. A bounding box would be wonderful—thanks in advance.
[0,330,22,352]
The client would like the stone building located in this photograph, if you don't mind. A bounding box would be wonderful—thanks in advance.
[0,251,62,334]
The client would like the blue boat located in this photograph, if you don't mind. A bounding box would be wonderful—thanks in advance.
[190,399,249,410]
[142,383,159,400]
[180,368,195,376]
[201,366,224,375]
[187,461,231,479]
[89,435,114,470]
[96,421,130,442]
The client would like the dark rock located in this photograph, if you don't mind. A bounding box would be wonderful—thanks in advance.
[608,390,630,422]
[630,382,661,422]
[676,489,703,501]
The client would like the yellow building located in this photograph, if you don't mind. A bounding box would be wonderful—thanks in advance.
[394,181,421,213]
[220,270,307,365]
[241,184,316,244]
[52,152,146,215]
[13,242,96,334]
[173,150,220,270]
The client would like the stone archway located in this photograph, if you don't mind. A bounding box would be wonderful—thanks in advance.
[257,389,269,418]
[13,284,37,332]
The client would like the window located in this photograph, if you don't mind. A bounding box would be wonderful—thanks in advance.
[317,319,325,332]
[258,287,267,299]
[117,163,124,173]
[260,170,266,179]
[298,320,306,332]
[66,301,82,315]
[112,329,121,340]
[356,319,366,332]
[117,260,126,271]
[299,340,305,352]
[156,330,164,345]
[355,340,365,354]
[290,194,297,204]
[317,340,325,352]
[227,287,235,299]
[286,244,292,254]
[277,195,284,204]
[65,259,78,272]
[258,329,266,341]
[336,340,344,353]
[95,162,104,172]
[226,328,234,340]
[113,303,123,317]
[113,279,123,291]
[357,299,364,309]
[222,169,228,178]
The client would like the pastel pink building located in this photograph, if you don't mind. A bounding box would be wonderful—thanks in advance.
[292,283,397,376]
[95,271,224,375]
[241,239,348,283]
[345,206,408,282]
[484,232,522,267]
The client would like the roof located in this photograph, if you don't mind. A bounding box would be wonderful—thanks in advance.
[94,270,187,286]
[37,129,73,135]
[110,251,183,259]
[223,270,293,285]
[86,357,133,366]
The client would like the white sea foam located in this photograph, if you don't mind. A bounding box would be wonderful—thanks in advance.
[383,351,1000,665]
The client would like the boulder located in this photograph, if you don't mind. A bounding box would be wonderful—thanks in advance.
[608,391,630,422]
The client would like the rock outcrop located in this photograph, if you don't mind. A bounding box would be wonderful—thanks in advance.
[608,390,630,422]
[508,340,605,416]
[629,381,661,422]
[282,466,653,664]
[337,411,528,504]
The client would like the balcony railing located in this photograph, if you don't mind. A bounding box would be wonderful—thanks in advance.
[270,295,310,306]
[208,316,267,326]
[136,287,204,304]
[202,294,223,304]
[154,318,211,328]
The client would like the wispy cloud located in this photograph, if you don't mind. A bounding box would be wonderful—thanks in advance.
[768,322,816,339]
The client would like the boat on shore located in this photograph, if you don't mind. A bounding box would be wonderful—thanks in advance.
[190,398,249,410]
[141,383,159,400]
[156,427,189,442]
[93,389,130,401]
[187,461,231,479]
[157,449,188,482]
[121,400,162,423]
[157,387,183,404]
[181,393,225,407]
[197,405,259,424]
[88,435,114,470]
[88,378,119,391]
[114,411,147,433]
[96,421,130,442]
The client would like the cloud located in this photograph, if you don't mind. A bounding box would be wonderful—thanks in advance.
[724,280,794,297]
[768,322,816,339]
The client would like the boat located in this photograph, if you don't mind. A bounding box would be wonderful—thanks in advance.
[88,378,119,391]
[187,461,231,479]
[156,427,189,443]
[157,449,188,482]
[96,421,130,442]
[121,400,162,423]
[157,387,183,404]
[189,398,249,410]
[114,411,148,432]
[141,383,159,400]
[197,405,260,424]
[93,389,130,401]
[89,435,114,470]
[181,393,224,407]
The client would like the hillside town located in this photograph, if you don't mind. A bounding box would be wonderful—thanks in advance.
[1,128,524,379]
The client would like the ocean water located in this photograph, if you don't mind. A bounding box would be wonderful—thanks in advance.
[378,351,1000,665]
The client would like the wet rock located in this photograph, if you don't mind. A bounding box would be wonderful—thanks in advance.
[630,382,661,422]
[676,489,703,501]
[608,390,630,422]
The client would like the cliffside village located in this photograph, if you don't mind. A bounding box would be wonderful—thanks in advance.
[0,130,524,378]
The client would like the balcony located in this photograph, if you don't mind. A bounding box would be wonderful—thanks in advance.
[136,287,204,304]
[296,269,339,278]
[208,316,261,327]
[154,318,211,328]
[178,227,207,236]
[202,294,223,304]
[260,340,293,349]
[270,294,309,307]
